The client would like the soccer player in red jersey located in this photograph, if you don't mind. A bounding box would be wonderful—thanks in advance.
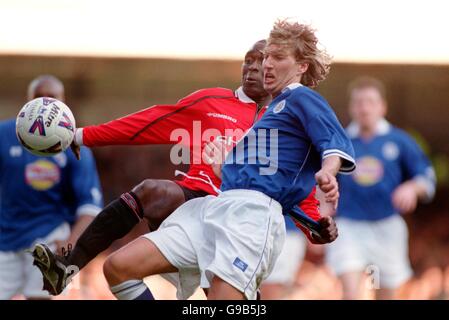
[32,40,337,296]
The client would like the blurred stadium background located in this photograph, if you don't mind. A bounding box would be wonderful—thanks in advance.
[1,0,448,300]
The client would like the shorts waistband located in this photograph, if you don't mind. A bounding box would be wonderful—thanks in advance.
[219,189,282,212]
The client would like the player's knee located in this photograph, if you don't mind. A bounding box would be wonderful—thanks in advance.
[134,179,171,226]
[103,253,131,285]
[132,179,164,204]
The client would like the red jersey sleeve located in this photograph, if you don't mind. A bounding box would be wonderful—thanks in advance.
[82,105,183,147]
[295,187,323,243]
[81,88,233,147]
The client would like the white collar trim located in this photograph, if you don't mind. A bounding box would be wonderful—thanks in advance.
[346,118,391,138]
[282,83,303,93]
[235,86,256,104]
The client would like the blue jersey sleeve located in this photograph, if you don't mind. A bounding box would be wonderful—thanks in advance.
[291,90,356,174]
[399,131,436,199]
[69,147,103,217]
[0,122,5,171]
[0,120,10,169]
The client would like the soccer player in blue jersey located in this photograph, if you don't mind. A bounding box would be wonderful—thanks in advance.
[96,20,355,301]
[326,77,436,300]
[0,75,103,299]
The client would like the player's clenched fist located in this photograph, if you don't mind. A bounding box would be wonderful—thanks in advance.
[202,139,229,179]
[311,216,339,244]
[392,181,419,214]
[315,170,339,209]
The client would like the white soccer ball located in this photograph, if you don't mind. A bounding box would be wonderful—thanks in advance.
[15,97,76,156]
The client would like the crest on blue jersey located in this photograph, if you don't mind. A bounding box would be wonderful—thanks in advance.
[382,142,399,160]
[273,100,286,113]
[9,146,22,157]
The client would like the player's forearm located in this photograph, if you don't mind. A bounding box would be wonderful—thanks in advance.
[315,188,336,216]
[321,155,342,177]
[76,124,140,147]
[76,106,180,147]
[77,122,156,147]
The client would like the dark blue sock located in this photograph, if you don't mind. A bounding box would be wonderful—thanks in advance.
[110,280,155,300]
[134,288,155,300]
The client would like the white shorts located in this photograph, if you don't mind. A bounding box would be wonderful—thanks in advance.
[0,223,70,299]
[264,231,306,285]
[144,189,286,300]
[326,215,412,289]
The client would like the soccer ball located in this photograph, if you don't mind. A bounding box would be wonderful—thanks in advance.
[16,97,76,156]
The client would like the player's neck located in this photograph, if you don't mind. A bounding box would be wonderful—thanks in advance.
[255,95,271,110]
[359,126,377,139]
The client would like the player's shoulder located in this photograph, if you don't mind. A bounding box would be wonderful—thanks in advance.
[0,118,17,139]
[283,85,331,117]
[288,85,321,98]
[0,118,15,130]
[178,87,234,104]
[387,125,417,144]
[286,85,328,106]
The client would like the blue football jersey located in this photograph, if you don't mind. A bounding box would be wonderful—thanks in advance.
[221,84,355,212]
[337,119,436,221]
[284,214,300,232]
[0,118,103,251]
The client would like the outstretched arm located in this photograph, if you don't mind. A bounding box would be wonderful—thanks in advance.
[77,103,196,147]
[70,89,225,158]
[70,103,193,159]
[290,188,338,244]
[315,155,342,209]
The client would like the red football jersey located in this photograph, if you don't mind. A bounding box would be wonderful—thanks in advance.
[82,87,260,194]
[80,87,321,236]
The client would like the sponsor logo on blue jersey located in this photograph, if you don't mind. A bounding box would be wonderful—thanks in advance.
[352,156,384,186]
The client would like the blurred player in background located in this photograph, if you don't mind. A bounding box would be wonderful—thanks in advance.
[326,77,436,299]
[0,75,103,299]
[33,40,337,298]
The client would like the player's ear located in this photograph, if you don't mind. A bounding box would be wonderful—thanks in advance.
[297,62,309,76]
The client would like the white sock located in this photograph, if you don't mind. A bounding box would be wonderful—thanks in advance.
[110,280,148,300]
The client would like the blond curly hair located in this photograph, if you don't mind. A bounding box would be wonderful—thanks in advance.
[267,19,331,88]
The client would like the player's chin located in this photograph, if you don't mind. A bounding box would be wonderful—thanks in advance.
[243,82,263,95]
[263,82,274,93]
